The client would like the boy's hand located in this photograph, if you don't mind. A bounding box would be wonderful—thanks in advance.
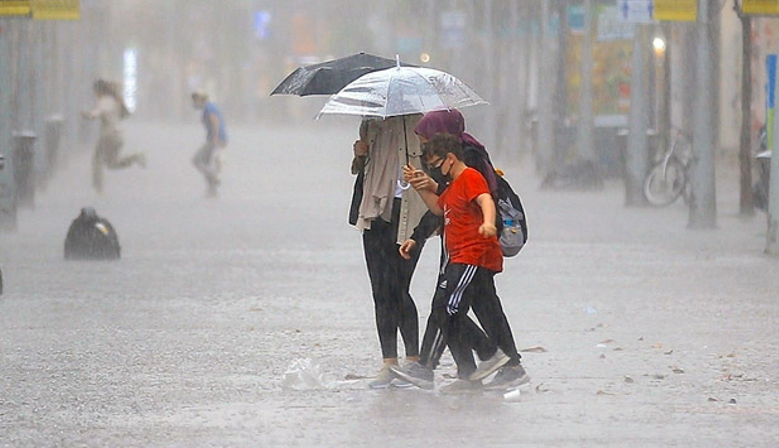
[478,222,497,238]
[353,140,369,157]
[398,239,417,260]
[403,164,438,192]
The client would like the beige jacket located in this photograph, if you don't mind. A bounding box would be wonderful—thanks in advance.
[354,115,428,244]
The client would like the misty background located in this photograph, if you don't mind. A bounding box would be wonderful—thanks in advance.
[2,1,779,447]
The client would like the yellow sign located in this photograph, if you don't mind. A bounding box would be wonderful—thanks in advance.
[0,0,31,16]
[742,0,779,15]
[31,0,78,20]
[654,0,697,22]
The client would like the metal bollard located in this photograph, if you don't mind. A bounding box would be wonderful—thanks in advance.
[616,128,630,180]
[0,151,16,231]
[12,131,36,209]
[43,115,65,184]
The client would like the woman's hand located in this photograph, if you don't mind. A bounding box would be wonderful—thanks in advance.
[353,140,368,157]
[398,239,417,260]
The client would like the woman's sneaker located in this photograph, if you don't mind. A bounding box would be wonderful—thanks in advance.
[368,366,395,389]
[483,364,530,391]
[390,378,415,389]
[468,348,511,381]
[389,361,434,390]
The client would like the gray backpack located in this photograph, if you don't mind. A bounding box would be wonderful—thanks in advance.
[495,175,528,257]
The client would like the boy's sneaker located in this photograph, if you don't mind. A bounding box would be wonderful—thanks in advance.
[389,361,434,390]
[468,348,511,381]
[483,364,531,391]
[368,367,395,389]
[439,379,483,395]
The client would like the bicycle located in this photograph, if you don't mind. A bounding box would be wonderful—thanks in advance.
[643,128,692,206]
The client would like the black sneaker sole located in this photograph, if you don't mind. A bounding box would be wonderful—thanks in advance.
[469,353,511,381]
[483,373,531,391]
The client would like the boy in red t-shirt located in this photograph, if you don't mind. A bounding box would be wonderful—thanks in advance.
[404,133,527,393]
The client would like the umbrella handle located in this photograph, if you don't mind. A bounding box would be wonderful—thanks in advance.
[398,179,411,191]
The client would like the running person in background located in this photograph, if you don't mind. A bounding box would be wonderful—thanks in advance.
[191,91,227,197]
[82,79,146,194]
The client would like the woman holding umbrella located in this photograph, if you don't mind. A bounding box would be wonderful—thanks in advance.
[314,58,490,388]
[349,114,429,389]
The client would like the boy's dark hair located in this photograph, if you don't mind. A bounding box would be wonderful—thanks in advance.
[422,133,464,160]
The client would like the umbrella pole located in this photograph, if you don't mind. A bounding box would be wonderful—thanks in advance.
[403,116,410,165]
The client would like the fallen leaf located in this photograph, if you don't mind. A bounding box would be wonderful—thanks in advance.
[651,342,663,349]
[600,339,616,344]
[521,346,548,353]
[344,373,368,380]
[535,383,550,393]
[726,352,737,358]
[249,307,263,312]
[596,390,614,396]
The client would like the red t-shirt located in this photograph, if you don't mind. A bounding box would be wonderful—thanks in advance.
[438,167,503,273]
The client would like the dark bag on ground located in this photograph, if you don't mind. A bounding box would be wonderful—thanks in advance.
[495,174,528,257]
[64,207,121,260]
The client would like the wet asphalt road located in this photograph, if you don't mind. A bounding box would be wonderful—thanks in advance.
[1,120,779,447]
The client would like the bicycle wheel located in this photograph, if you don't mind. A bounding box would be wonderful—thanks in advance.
[643,156,687,206]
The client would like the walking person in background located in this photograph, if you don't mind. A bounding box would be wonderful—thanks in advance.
[191,91,227,197]
[82,79,146,194]
[349,114,429,388]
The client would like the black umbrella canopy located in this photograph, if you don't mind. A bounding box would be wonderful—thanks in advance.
[270,52,417,97]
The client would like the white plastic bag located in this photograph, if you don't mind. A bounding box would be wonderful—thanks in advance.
[281,358,334,390]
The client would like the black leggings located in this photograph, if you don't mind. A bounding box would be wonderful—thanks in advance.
[362,200,422,359]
